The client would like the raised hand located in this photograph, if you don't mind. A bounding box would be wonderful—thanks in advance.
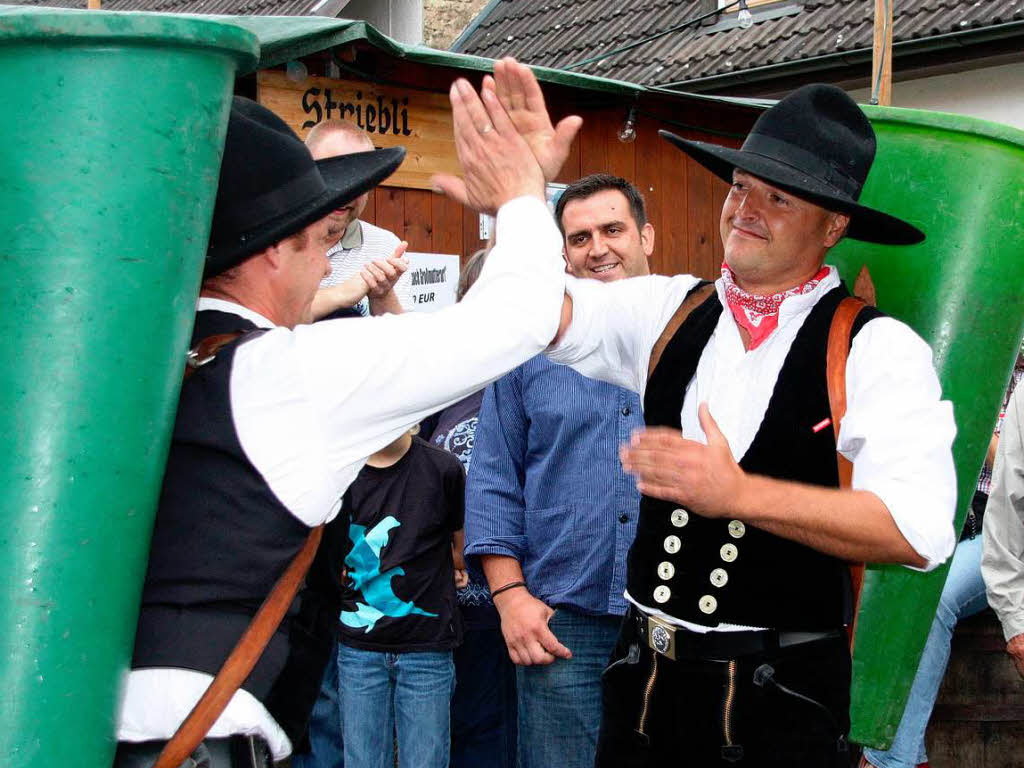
[431,75,546,214]
[488,57,582,183]
[360,242,409,299]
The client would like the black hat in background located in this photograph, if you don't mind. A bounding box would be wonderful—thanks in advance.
[205,97,406,278]
[659,84,925,245]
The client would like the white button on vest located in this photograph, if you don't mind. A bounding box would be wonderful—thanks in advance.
[664,535,681,554]
[653,585,671,604]
[699,595,718,614]
[710,568,728,588]
[720,543,738,562]
[670,508,689,528]
[728,520,746,539]
[658,561,675,580]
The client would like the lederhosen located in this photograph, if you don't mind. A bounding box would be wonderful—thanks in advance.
[119,310,345,765]
[596,283,881,767]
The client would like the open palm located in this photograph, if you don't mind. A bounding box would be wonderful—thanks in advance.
[490,58,582,182]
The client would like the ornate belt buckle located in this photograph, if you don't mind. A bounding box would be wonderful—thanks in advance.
[646,615,677,661]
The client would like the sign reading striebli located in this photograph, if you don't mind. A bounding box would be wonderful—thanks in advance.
[258,70,460,191]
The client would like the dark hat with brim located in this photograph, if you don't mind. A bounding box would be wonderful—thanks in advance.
[659,84,924,246]
[206,97,406,278]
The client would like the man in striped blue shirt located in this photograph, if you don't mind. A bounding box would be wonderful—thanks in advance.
[465,174,654,768]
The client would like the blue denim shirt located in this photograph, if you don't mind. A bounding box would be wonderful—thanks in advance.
[464,355,643,616]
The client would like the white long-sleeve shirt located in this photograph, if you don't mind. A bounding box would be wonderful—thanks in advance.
[548,267,958,575]
[983,383,1024,642]
[118,196,564,758]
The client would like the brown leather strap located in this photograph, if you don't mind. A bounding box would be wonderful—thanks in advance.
[184,332,245,380]
[648,282,716,382]
[153,525,324,768]
[826,296,867,648]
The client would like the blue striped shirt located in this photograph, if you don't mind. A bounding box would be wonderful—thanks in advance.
[464,354,643,616]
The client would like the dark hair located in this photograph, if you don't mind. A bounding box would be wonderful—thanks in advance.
[554,174,648,234]
[458,248,489,301]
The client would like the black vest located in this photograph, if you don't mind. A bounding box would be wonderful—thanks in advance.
[630,283,881,631]
[131,309,343,745]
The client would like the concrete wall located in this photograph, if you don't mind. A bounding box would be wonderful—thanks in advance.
[848,61,1024,133]
[423,0,491,50]
[343,0,423,45]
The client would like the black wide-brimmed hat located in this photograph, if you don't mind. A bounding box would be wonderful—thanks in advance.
[660,84,924,245]
[206,97,406,278]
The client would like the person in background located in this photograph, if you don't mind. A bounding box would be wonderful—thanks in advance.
[984,350,1024,682]
[306,120,412,319]
[336,426,467,768]
[465,174,653,768]
[428,249,518,768]
[861,350,1024,768]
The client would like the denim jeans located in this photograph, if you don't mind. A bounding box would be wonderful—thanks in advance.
[291,643,344,768]
[516,609,622,768]
[337,644,455,768]
[451,620,518,768]
[862,536,988,768]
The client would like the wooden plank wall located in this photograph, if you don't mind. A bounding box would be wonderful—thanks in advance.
[360,106,741,281]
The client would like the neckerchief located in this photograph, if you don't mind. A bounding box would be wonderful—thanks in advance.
[722,263,831,350]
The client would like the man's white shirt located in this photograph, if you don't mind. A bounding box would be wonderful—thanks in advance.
[118,196,565,757]
[548,268,958,629]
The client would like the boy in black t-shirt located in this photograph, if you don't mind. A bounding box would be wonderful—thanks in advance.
[336,427,466,768]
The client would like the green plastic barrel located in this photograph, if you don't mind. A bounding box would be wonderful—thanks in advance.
[0,9,257,765]
[829,107,1024,747]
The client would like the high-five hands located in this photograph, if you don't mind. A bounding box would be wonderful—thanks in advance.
[488,57,582,183]
[620,403,747,517]
[431,58,582,214]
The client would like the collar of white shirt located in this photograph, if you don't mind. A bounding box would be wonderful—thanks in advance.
[196,297,277,329]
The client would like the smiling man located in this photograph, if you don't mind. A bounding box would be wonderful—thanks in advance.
[465,174,652,768]
[532,85,959,767]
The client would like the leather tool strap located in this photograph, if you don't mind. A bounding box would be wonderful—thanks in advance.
[184,332,246,380]
[153,335,326,768]
[153,525,324,768]
[648,282,716,381]
[825,297,867,648]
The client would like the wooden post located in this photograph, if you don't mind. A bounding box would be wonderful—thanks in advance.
[871,0,893,105]
[87,0,101,8]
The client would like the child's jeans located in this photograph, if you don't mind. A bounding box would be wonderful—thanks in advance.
[338,644,455,768]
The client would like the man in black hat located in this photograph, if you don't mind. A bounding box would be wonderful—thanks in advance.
[507,84,956,765]
[113,63,578,768]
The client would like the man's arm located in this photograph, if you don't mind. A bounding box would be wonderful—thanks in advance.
[982,385,1024,678]
[465,376,571,666]
[620,317,957,569]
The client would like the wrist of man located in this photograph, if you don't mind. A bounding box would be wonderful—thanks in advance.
[492,582,531,611]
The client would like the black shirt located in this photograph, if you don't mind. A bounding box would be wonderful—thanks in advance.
[338,437,465,652]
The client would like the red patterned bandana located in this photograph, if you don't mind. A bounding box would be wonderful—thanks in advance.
[722,263,831,350]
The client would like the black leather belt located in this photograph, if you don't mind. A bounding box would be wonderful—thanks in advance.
[631,606,842,661]
[113,735,272,768]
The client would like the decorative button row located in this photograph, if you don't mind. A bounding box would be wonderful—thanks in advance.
[653,585,671,603]
[671,508,689,528]
[658,561,675,580]
[720,543,738,562]
[710,568,728,588]
[699,595,718,614]
[664,535,681,554]
[728,520,746,539]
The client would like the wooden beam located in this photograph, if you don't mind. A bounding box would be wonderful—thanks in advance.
[87,0,101,8]
[871,0,893,105]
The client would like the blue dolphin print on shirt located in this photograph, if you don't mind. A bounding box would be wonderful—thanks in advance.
[340,515,437,632]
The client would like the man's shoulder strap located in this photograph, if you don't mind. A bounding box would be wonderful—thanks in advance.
[648,280,717,382]
[184,331,255,380]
